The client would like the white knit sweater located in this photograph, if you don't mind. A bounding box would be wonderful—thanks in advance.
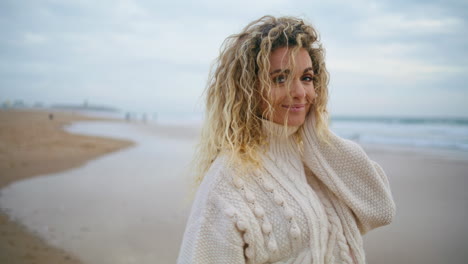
[177,114,396,264]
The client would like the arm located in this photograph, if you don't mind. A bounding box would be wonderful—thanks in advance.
[301,114,396,235]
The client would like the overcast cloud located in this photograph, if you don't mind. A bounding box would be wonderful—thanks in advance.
[1,0,467,117]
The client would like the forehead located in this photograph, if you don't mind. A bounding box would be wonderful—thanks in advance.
[269,47,312,71]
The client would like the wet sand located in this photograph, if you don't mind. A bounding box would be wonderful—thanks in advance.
[362,148,468,264]
[1,109,467,263]
[0,109,134,188]
[0,109,134,264]
[1,120,196,264]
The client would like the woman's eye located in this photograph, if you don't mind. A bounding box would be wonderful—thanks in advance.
[273,75,286,84]
[302,75,314,82]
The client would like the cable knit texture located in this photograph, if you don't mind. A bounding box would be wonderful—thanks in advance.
[177,114,396,264]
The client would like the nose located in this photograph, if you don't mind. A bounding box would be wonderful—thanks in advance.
[290,79,306,98]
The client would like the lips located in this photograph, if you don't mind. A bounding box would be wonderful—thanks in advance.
[282,104,306,112]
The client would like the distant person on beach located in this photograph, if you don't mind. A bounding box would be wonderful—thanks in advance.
[177,15,396,263]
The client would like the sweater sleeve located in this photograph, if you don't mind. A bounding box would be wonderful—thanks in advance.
[300,114,396,235]
[177,187,246,264]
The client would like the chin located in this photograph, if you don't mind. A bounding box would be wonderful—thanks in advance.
[286,116,306,126]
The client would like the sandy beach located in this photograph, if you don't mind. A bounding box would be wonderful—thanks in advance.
[1,109,467,264]
[0,110,134,264]
[0,110,134,188]
[362,147,468,263]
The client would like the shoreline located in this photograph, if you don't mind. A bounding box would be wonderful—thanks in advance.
[361,142,468,162]
[0,109,135,264]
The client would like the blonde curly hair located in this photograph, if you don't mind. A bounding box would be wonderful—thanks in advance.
[191,15,331,190]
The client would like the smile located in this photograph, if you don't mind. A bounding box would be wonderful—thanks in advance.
[282,104,306,112]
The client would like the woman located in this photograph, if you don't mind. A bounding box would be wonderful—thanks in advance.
[177,15,396,264]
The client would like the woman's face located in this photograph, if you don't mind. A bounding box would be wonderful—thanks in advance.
[262,47,316,126]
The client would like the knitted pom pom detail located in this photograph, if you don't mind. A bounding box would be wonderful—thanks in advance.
[245,189,255,203]
[243,232,251,243]
[224,207,236,218]
[236,220,247,231]
[253,168,262,176]
[267,236,278,252]
[273,191,285,206]
[232,177,244,189]
[290,221,301,239]
[253,204,265,218]
[262,221,272,234]
[245,246,254,259]
[284,207,294,220]
[263,180,274,192]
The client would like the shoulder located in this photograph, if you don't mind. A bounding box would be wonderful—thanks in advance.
[197,155,236,195]
[186,155,254,240]
[192,155,248,212]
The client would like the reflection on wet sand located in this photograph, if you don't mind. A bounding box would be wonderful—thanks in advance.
[1,121,196,264]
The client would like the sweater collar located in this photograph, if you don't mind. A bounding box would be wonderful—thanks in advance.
[261,119,301,160]
[261,119,300,138]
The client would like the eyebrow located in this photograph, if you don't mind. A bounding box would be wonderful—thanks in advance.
[269,67,314,75]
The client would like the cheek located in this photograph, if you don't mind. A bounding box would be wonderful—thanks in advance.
[261,89,278,113]
[305,85,315,100]
[270,88,287,106]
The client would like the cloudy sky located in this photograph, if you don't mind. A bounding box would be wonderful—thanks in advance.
[1,0,467,118]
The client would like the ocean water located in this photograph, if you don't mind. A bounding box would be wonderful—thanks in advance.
[155,113,468,153]
[76,109,468,154]
[330,116,468,152]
